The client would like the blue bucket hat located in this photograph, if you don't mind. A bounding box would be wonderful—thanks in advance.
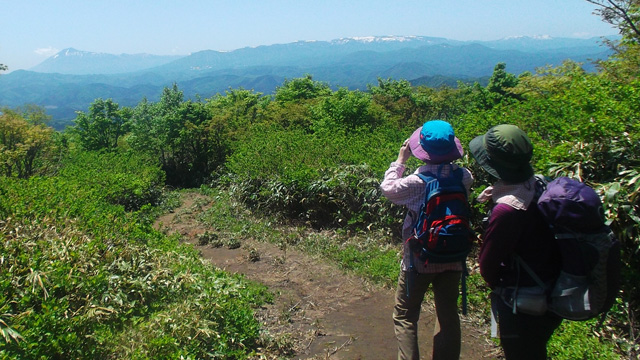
[408,120,464,164]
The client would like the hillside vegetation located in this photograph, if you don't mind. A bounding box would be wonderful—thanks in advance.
[2,13,640,360]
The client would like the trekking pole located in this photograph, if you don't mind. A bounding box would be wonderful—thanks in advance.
[461,263,468,315]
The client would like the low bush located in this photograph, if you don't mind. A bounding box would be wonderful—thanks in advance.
[58,150,166,211]
[0,153,272,359]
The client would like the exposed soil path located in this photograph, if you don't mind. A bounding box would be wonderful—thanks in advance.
[154,191,499,359]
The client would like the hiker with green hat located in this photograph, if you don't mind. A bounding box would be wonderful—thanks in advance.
[381,120,473,360]
[469,124,563,360]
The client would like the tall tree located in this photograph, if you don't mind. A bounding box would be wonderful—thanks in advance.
[486,62,521,104]
[368,78,423,128]
[587,0,640,42]
[129,85,226,186]
[314,87,374,132]
[274,74,331,103]
[588,0,640,82]
[0,111,55,178]
[73,99,131,150]
[487,63,519,95]
[16,104,53,126]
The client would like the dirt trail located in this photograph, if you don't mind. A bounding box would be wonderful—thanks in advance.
[154,192,498,359]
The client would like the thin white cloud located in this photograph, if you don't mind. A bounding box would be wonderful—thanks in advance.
[34,46,59,57]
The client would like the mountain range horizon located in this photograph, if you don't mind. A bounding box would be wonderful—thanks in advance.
[1,34,618,130]
[27,34,615,75]
[42,34,572,56]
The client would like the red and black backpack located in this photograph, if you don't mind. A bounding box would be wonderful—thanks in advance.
[408,165,473,265]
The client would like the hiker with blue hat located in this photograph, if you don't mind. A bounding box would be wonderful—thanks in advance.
[469,124,563,360]
[381,120,473,360]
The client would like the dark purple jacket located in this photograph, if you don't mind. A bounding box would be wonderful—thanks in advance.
[479,203,561,289]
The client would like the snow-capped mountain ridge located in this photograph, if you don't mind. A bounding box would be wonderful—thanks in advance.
[2,33,614,129]
[34,34,614,75]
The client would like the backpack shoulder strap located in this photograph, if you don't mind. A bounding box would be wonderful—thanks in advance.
[449,164,464,181]
[533,174,549,201]
[416,171,438,208]
[416,164,462,183]
[416,164,466,204]
[514,255,548,290]
[416,171,436,183]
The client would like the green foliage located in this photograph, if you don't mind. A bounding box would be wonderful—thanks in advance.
[0,110,57,178]
[13,104,53,126]
[0,216,270,359]
[0,151,164,240]
[368,77,414,100]
[0,152,271,359]
[128,85,197,186]
[598,41,640,85]
[224,123,407,230]
[58,150,165,211]
[368,78,425,128]
[127,85,267,187]
[205,88,265,160]
[588,0,640,44]
[548,320,620,360]
[263,98,314,130]
[486,62,521,103]
[126,98,162,158]
[462,271,492,319]
[296,231,400,286]
[72,98,132,151]
[225,125,323,185]
[312,87,376,132]
[274,74,331,103]
[367,78,491,131]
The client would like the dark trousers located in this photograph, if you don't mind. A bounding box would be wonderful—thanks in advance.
[491,292,562,360]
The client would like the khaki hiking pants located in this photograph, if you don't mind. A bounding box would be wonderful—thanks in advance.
[393,270,462,360]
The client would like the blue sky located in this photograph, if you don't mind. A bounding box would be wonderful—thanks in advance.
[1,0,618,72]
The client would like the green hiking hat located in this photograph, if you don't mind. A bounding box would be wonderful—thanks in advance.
[469,124,534,183]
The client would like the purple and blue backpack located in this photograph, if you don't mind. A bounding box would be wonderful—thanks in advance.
[535,176,621,321]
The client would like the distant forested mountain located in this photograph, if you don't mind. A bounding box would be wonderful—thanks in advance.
[0,35,614,130]
[30,48,184,75]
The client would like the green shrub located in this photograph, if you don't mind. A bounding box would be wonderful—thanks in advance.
[58,150,165,211]
[548,320,620,360]
[224,123,408,230]
[0,152,271,359]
